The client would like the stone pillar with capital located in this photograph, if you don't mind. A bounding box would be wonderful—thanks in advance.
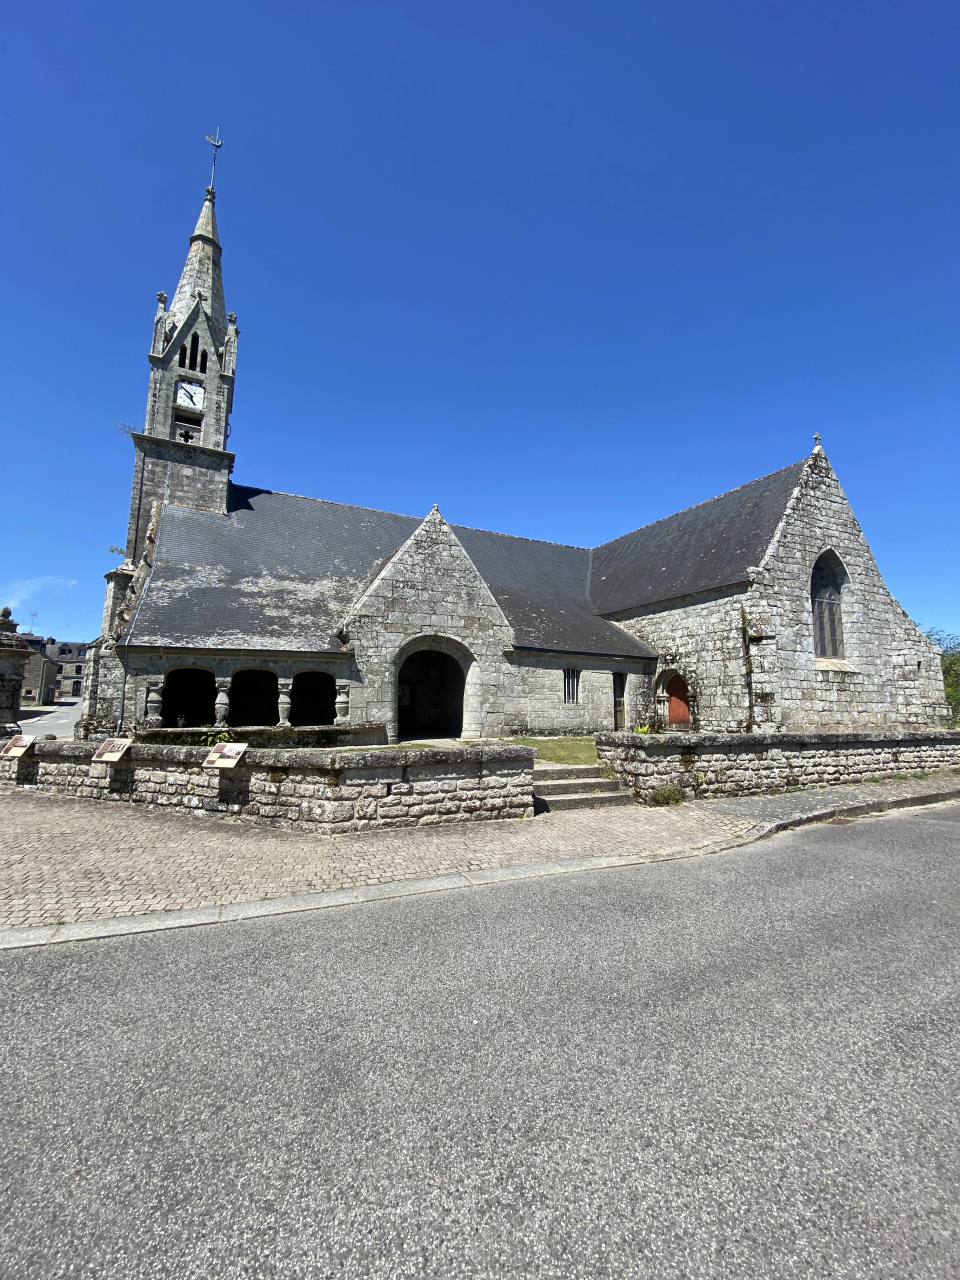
[0,607,30,735]
[215,679,231,727]
[334,681,350,725]
[144,685,163,728]
[278,679,293,725]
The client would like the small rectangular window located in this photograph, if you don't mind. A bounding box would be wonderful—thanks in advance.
[75,665,82,675]
[563,668,580,704]
[72,681,82,696]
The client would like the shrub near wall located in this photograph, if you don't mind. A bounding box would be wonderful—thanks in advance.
[0,741,535,833]
[596,730,960,803]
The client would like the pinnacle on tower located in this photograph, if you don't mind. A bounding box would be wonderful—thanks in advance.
[168,187,227,349]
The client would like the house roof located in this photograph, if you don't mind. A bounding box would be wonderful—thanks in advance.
[124,487,654,658]
[590,460,806,614]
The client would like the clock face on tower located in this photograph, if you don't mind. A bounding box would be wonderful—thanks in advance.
[176,381,204,410]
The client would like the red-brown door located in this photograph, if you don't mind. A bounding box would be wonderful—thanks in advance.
[667,675,690,726]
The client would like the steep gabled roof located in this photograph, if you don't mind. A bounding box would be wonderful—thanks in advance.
[124,487,653,658]
[590,460,807,614]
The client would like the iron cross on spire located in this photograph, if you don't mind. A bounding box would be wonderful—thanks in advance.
[205,128,223,188]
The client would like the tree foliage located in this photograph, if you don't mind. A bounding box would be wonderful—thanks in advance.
[927,630,960,722]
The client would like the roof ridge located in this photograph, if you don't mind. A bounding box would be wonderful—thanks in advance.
[592,459,807,552]
[231,484,589,550]
[231,485,422,521]
[452,523,588,552]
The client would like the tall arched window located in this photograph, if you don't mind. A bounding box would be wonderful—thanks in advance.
[178,345,187,368]
[188,333,200,371]
[811,552,845,659]
[199,349,208,373]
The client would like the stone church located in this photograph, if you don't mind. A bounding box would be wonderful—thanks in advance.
[78,186,950,742]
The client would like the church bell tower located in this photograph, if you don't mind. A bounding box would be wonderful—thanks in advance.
[124,184,240,563]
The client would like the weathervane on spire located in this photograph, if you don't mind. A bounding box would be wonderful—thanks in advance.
[205,128,223,189]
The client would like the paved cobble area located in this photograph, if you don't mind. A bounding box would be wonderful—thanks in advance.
[1,789,756,929]
[3,772,957,930]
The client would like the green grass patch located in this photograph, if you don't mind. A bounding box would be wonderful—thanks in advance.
[510,736,598,765]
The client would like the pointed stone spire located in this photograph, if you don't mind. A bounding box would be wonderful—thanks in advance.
[168,187,227,349]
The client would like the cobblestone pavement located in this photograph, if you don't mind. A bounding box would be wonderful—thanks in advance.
[1,790,757,929]
[3,772,958,931]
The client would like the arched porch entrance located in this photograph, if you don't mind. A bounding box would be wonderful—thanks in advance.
[397,649,466,739]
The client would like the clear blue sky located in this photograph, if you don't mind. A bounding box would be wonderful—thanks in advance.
[1,0,957,641]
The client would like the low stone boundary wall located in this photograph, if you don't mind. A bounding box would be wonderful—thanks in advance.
[131,723,388,749]
[0,741,535,833]
[596,729,960,803]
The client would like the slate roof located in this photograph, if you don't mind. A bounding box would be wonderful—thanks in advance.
[124,487,654,658]
[590,461,806,615]
[125,460,808,656]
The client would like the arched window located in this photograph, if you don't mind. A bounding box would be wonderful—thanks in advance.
[290,671,336,726]
[161,668,216,728]
[811,552,845,659]
[178,345,187,368]
[188,333,200,371]
[199,349,208,373]
[228,670,279,726]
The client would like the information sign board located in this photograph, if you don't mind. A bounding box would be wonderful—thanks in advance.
[0,736,36,758]
[202,742,248,769]
[91,738,133,763]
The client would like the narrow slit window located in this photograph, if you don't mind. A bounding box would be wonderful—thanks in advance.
[199,349,208,373]
[178,345,187,368]
[189,333,200,370]
[563,668,581,704]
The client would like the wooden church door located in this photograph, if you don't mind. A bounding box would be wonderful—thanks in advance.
[667,675,690,727]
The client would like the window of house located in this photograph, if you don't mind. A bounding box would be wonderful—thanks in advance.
[78,647,86,658]
[563,668,581,704]
[57,664,63,674]
[75,665,82,675]
[811,552,845,659]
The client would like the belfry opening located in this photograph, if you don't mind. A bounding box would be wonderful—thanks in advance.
[397,650,465,739]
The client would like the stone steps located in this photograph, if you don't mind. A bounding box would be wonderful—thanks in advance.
[533,762,632,812]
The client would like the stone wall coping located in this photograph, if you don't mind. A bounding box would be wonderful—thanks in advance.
[1,739,536,771]
[595,729,960,751]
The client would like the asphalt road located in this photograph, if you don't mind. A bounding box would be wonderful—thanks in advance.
[16,698,83,739]
[2,805,959,1279]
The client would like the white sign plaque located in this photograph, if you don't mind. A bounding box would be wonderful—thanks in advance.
[202,742,248,769]
[92,738,133,763]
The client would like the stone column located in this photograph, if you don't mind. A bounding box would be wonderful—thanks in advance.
[0,607,30,735]
[215,679,231,727]
[278,679,293,725]
[334,681,350,725]
[144,685,163,728]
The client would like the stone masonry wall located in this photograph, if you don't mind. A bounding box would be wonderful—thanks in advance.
[610,452,949,731]
[504,656,654,736]
[597,729,960,802]
[0,741,535,833]
[343,509,518,740]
